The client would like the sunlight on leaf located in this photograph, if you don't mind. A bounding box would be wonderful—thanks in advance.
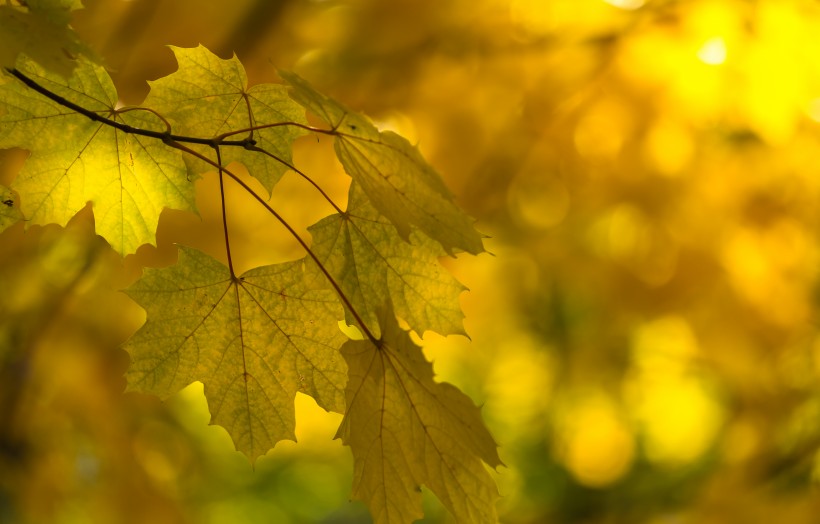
[337,306,500,524]
[0,56,193,255]
[124,246,348,461]
[281,71,484,255]
[145,45,307,192]
[0,185,22,231]
[308,182,466,338]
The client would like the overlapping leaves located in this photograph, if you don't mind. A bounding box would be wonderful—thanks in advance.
[0,45,498,523]
[145,45,307,193]
[309,182,467,339]
[281,70,484,255]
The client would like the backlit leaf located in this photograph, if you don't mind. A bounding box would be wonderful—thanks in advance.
[281,71,484,255]
[309,182,467,338]
[0,56,193,255]
[0,186,22,232]
[337,307,501,524]
[145,45,307,192]
[0,41,500,522]
[124,246,348,461]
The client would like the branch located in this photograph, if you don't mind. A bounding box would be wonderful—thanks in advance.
[7,68,347,213]
[5,68,255,148]
[4,66,379,344]
[214,121,337,141]
[214,145,237,279]
[245,143,344,214]
[168,139,378,344]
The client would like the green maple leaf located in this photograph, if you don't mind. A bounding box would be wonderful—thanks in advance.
[0,186,22,231]
[309,182,467,338]
[337,307,501,524]
[2,41,500,521]
[124,246,348,461]
[144,45,307,192]
[0,0,91,77]
[0,56,193,255]
[280,71,484,255]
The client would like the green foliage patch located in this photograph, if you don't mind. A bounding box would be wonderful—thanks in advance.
[0,39,498,523]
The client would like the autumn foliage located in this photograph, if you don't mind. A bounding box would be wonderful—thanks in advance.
[5,0,820,523]
[1,17,501,521]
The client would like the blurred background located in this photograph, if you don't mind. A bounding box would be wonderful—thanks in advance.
[3,0,820,522]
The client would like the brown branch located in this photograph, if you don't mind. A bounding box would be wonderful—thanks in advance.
[214,145,237,279]
[167,139,378,344]
[5,68,256,148]
[244,143,344,214]
[4,65,379,344]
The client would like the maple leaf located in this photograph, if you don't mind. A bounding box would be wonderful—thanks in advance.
[0,56,193,255]
[280,71,484,255]
[0,186,22,231]
[1,40,501,521]
[144,45,307,192]
[309,182,467,338]
[337,306,501,524]
[0,0,92,77]
[123,246,348,461]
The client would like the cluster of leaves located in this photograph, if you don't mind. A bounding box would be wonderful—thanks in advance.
[0,43,500,522]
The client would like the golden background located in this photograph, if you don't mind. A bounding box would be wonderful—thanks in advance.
[3,0,820,522]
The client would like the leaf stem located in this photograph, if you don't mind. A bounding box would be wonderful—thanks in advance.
[244,144,343,214]
[115,106,173,134]
[5,66,378,343]
[214,121,337,141]
[5,68,256,148]
[7,68,344,214]
[214,145,237,279]
[168,139,378,344]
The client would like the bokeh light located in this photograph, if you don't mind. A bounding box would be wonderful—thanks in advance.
[5,0,820,522]
[553,392,636,487]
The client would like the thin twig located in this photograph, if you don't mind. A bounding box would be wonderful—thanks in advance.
[168,139,378,344]
[4,66,379,343]
[245,144,343,214]
[214,121,336,141]
[5,68,255,148]
[214,145,237,279]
